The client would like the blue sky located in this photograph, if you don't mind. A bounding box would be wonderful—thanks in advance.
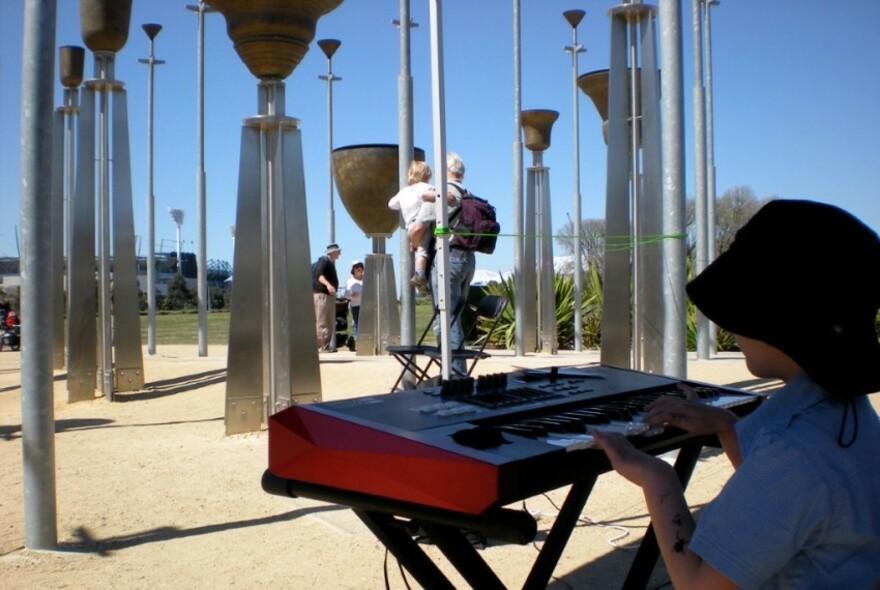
[1,1,878,277]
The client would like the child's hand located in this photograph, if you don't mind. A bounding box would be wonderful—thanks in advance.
[643,387,738,437]
[593,430,671,487]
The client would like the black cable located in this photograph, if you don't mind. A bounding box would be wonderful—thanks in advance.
[837,396,859,448]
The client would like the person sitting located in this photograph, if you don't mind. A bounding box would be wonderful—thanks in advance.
[595,200,880,589]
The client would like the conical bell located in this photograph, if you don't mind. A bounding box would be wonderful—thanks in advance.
[209,0,343,80]
[521,110,559,153]
[59,46,85,88]
[332,144,425,238]
[79,0,132,53]
[579,68,653,144]
[577,69,609,143]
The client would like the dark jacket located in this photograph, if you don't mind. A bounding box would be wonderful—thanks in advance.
[312,256,339,294]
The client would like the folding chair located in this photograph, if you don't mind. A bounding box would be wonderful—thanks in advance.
[386,299,466,391]
[423,295,507,379]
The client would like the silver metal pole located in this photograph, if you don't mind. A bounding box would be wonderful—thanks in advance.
[187,2,215,357]
[704,0,719,354]
[394,2,417,357]
[513,0,525,357]
[317,39,341,245]
[96,52,114,396]
[659,0,687,379]
[20,0,58,550]
[139,25,165,357]
[428,0,451,379]
[564,10,585,352]
[628,18,643,370]
[692,0,709,360]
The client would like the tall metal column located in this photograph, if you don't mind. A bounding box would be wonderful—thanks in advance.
[703,0,719,354]
[692,0,710,360]
[318,39,342,245]
[658,0,687,379]
[563,9,586,353]
[52,46,85,371]
[602,0,664,372]
[20,0,58,551]
[394,1,418,368]
[212,0,341,434]
[186,1,216,358]
[512,0,525,356]
[138,24,164,357]
[522,109,559,355]
[427,0,452,379]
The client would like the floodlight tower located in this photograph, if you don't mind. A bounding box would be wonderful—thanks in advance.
[138,23,164,356]
[168,207,185,273]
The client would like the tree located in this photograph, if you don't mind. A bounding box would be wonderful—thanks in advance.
[554,217,606,276]
[161,274,197,311]
[686,186,772,261]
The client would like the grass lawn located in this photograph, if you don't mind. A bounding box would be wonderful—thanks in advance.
[139,304,437,346]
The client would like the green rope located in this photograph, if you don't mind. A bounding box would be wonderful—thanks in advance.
[433,228,687,251]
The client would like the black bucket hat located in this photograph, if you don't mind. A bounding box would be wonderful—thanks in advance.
[686,200,880,396]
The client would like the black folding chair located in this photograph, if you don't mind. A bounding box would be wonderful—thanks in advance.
[387,300,466,391]
[422,295,507,379]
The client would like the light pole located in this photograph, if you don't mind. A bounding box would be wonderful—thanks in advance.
[317,39,342,245]
[139,24,165,356]
[169,208,185,274]
[563,9,585,352]
[186,1,216,357]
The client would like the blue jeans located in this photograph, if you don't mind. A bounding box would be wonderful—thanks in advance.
[431,248,476,375]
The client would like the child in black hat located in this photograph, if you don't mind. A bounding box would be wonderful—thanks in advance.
[595,200,880,589]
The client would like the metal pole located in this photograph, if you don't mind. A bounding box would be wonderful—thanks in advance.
[20,0,58,550]
[139,25,165,357]
[394,2,417,357]
[427,0,452,379]
[564,10,585,352]
[96,52,114,397]
[659,0,687,379]
[317,39,341,245]
[513,0,525,357]
[692,0,709,359]
[628,17,643,370]
[704,0,719,354]
[187,1,215,357]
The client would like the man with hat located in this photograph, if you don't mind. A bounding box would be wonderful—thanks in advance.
[313,243,342,352]
[595,200,880,589]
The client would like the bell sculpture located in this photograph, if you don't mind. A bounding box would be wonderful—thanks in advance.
[600,1,664,373]
[332,144,425,356]
[210,0,343,434]
[52,46,84,374]
[521,110,559,355]
[69,0,144,401]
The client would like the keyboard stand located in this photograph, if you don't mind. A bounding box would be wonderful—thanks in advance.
[263,439,710,589]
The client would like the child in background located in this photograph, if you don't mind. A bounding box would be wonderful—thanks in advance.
[388,160,438,295]
[595,200,880,589]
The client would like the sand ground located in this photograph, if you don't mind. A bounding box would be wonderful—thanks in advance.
[0,345,796,589]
